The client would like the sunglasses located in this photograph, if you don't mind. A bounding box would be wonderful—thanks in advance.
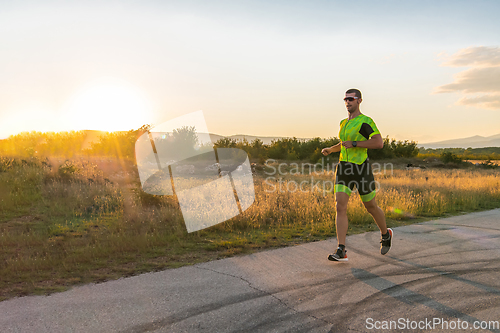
[343,97,359,102]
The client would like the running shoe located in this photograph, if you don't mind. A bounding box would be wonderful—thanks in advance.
[380,228,393,255]
[328,247,348,262]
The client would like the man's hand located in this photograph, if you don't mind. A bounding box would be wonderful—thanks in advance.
[321,148,330,156]
[342,141,354,149]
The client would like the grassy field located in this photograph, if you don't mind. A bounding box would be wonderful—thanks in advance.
[1,156,500,301]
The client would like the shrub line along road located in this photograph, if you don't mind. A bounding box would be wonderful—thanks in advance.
[1,209,500,332]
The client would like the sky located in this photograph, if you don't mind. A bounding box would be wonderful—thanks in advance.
[1,0,500,143]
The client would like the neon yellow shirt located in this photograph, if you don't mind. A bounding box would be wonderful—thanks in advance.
[339,114,380,164]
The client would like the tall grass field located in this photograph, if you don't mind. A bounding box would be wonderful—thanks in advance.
[1,156,499,300]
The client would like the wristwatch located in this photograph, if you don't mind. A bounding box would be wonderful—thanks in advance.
[352,141,357,147]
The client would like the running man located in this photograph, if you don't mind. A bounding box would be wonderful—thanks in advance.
[321,88,392,261]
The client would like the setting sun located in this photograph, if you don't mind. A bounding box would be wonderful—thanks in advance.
[62,77,152,132]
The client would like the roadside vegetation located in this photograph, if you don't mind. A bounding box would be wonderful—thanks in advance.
[0,130,419,162]
[0,130,499,301]
[419,147,500,161]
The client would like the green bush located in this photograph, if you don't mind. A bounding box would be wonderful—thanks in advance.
[368,137,418,160]
[58,161,79,179]
[441,152,463,164]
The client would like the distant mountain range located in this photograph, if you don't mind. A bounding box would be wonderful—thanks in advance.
[419,133,500,149]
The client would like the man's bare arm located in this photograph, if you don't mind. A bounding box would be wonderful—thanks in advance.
[321,142,342,155]
[343,134,383,149]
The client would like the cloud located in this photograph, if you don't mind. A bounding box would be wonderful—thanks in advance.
[435,67,500,94]
[435,46,500,110]
[457,94,500,110]
[442,46,500,67]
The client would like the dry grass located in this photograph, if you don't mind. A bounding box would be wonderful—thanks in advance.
[1,156,499,300]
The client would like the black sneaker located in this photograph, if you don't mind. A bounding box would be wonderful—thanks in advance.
[380,228,393,255]
[328,247,348,262]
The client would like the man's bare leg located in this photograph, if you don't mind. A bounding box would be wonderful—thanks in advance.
[328,191,351,261]
[335,192,350,246]
[362,196,387,234]
[363,196,393,254]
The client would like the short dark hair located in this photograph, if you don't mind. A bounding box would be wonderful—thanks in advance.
[345,88,362,99]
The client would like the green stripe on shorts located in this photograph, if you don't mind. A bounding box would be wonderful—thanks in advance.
[334,184,352,196]
[360,190,376,202]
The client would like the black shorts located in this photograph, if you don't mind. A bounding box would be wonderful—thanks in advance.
[334,160,377,202]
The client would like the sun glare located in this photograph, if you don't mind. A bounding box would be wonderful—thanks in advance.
[1,106,60,139]
[63,78,152,132]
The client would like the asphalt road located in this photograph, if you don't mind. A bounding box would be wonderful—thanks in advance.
[2,209,500,332]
